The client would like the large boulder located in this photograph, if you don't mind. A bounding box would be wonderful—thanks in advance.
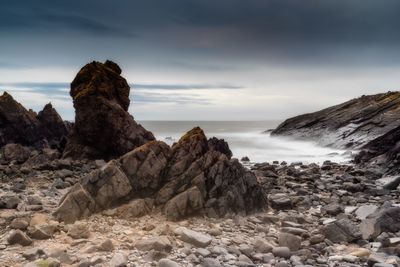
[63,60,155,160]
[360,206,400,240]
[0,92,68,150]
[55,127,267,223]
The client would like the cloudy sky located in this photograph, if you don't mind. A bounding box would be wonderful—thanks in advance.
[1,0,400,121]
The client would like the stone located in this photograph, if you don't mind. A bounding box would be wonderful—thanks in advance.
[0,143,31,164]
[272,247,291,259]
[157,259,180,267]
[7,230,33,246]
[309,234,325,245]
[55,161,132,223]
[202,258,222,267]
[0,194,21,209]
[269,194,292,210]
[164,186,204,221]
[322,218,361,243]
[135,236,172,252]
[322,203,342,215]
[24,258,60,267]
[278,232,302,251]
[276,262,290,267]
[253,238,273,253]
[174,227,212,248]
[195,248,211,257]
[23,247,46,260]
[109,252,127,267]
[63,60,155,160]
[67,222,90,239]
[350,248,371,258]
[355,204,378,220]
[10,217,29,230]
[238,254,253,264]
[360,206,400,239]
[237,244,253,257]
[46,248,74,264]
[377,176,400,190]
[98,239,114,252]
[112,198,154,219]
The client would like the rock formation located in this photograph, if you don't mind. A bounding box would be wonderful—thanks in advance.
[271,91,400,149]
[63,60,155,160]
[0,92,68,149]
[355,125,400,174]
[55,127,267,223]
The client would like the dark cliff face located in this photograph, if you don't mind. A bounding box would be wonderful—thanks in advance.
[355,125,400,174]
[63,60,155,160]
[271,91,400,149]
[0,92,68,149]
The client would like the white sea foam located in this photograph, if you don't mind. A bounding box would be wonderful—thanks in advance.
[139,121,353,165]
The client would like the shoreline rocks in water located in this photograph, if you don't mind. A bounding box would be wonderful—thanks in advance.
[271,91,400,150]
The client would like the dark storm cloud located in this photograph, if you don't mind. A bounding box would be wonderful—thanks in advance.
[2,0,400,47]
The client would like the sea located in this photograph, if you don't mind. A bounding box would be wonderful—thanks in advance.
[139,121,353,165]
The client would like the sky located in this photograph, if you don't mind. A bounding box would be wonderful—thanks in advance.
[1,0,400,121]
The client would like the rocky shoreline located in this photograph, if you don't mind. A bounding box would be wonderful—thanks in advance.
[1,61,399,267]
[1,156,400,267]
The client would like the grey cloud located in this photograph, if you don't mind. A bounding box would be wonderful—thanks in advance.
[134,83,243,90]
[134,93,211,105]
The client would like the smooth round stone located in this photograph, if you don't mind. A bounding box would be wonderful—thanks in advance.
[272,247,291,259]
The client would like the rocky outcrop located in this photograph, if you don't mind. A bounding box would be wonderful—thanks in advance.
[0,92,68,150]
[63,60,155,160]
[355,125,400,174]
[271,91,400,149]
[55,127,267,223]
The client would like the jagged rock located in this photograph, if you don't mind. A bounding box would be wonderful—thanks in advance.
[164,186,204,221]
[322,218,361,243]
[55,127,267,223]
[63,60,155,160]
[0,92,68,150]
[272,91,400,149]
[36,103,69,149]
[360,206,400,240]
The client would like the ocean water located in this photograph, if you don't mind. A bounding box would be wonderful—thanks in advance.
[139,121,353,164]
